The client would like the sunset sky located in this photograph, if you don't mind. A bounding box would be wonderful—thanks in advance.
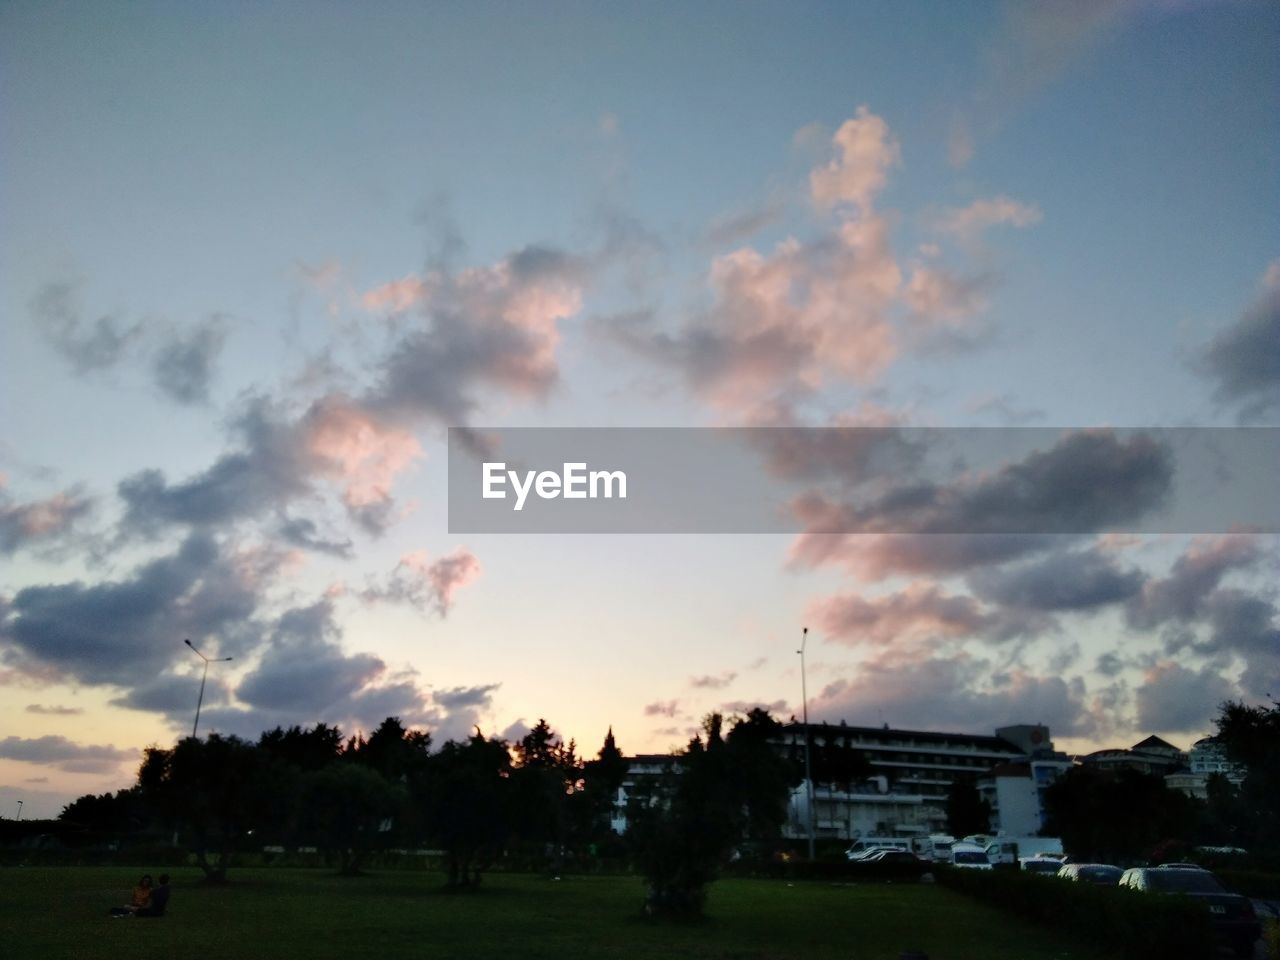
[2,0,1278,819]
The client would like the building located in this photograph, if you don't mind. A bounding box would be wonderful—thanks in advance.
[1081,735,1186,776]
[1163,736,1246,799]
[780,722,1068,840]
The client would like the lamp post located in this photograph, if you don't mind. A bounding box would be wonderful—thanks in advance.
[798,626,815,860]
[15,800,22,821]
[185,639,232,739]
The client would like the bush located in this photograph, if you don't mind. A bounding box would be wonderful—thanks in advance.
[1263,918,1280,960]
[1214,869,1280,900]
[935,866,1215,960]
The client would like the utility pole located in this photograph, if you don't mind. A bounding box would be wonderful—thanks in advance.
[799,626,815,860]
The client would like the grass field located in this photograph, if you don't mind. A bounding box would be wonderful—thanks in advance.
[1,867,1120,959]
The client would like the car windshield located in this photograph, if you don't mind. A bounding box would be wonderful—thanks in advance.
[955,852,988,864]
[1146,871,1225,893]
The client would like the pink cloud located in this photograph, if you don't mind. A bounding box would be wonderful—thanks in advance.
[302,395,423,523]
[810,106,900,213]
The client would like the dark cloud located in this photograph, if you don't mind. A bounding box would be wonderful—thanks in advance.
[798,430,1174,536]
[789,531,1071,580]
[152,316,229,404]
[1200,590,1280,699]
[644,700,680,718]
[690,672,736,690]
[31,282,144,373]
[0,488,93,556]
[1135,662,1237,734]
[276,515,354,559]
[1,532,267,688]
[812,656,1098,738]
[968,547,1144,612]
[433,684,501,712]
[1197,267,1280,421]
[24,704,83,716]
[1126,535,1261,630]
[116,397,313,536]
[0,735,136,774]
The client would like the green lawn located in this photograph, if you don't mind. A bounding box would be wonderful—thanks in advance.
[2,867,1117,959]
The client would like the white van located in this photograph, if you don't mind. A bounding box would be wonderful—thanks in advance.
[950,842,993,870]
[911,834,956,862]
[845,837,912,859]
[985,836,1064,866]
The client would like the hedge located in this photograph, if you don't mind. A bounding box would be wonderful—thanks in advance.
[934,866,1216,960]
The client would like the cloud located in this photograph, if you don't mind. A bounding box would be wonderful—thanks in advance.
[1197,260,1280,421]
[24,704,83,716]
[275,515,354,559]
[360,548,481,617]
[1135,661,1237,733]
[809,584,994,648]
[933,196,1042,242]
[604,109,904,418]
[790,430,1171,544]
[791,532,1070,582]
[363,245,587,423]
[690,672,736,690]
[812,655,1098,737]
[1,532,268,689]
[31,282,144,373]
[117,393,422,538]
[0,735,136,774]
[151,316,229,404]
[1126,534,1261,629]
[0,487,93,556]
[968,547,1145,612]
[703,195,788,248]
[809,106,900,213]
[644,700,680,718]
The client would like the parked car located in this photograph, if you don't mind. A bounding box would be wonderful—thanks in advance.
[985,836,1065,866]
[1157,862,1208,870]
[1118,867,1260,957]
[845,837,911,860]
[950,842,993,871]
[1058,863,1122,885]
[1019,856,1065,876]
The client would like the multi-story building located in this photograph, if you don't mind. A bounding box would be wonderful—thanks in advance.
[780,721,1068,840]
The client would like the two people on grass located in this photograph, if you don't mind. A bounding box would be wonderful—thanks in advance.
[108,873,171,918]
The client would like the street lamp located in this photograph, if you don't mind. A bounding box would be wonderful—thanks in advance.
[15,800,22,821]
[798,626,815,860]
[185,639,232,740]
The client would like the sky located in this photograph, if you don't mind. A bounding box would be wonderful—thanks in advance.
[1,0,1278,819]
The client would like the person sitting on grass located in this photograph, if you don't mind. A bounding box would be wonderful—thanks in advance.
[134,874,171,918]
[109,874,152,917]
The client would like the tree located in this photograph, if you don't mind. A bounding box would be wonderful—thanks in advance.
[1214,699,1280,851]
[138,734,272,881]
[421,732,513,888]
[631,709,794,917]
[511,719,580,856]
[945,776,992,838]
[1042,766,1199,863]
[299,762,404,875]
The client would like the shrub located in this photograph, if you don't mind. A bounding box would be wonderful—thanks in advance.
[935,866,1215,960]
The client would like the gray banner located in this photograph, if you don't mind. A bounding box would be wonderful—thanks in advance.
[447,427,1279,534]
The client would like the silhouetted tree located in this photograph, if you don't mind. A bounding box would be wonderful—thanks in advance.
[1043,766,1198,863]
[299,762,404,875]
[632,709,793,917]
[1212,700,1280,851]
[422,732,513,887]
[945,775,992,837]
[138,734,271,881]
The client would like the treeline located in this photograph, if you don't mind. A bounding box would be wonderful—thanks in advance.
[63,717,626,885]
[59,708,800,912]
